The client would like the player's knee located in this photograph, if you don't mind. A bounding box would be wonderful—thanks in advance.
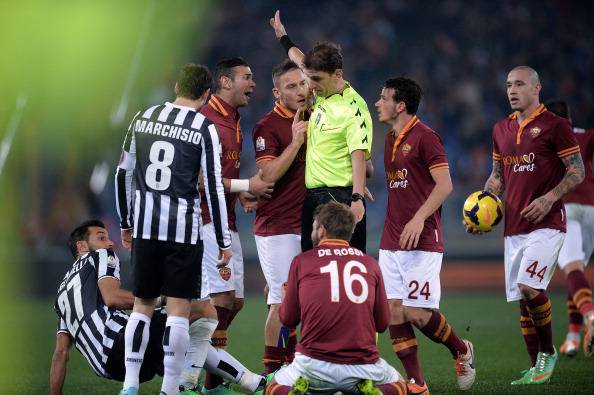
[190,300,217,321]
[233,298,244,313]
[404,306,432,327]
[388,299,405,324]
[517,283,539,301]
[563,261,585,275]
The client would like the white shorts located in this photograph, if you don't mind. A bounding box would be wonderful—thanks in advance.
[557,203,594,269]
[274,352,402,394]
[255,233,301,305]
[504,228,564,302]
[200,223,244,299]
[378,250,443,309]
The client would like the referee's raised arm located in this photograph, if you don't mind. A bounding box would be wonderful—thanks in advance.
[270,11,305,68]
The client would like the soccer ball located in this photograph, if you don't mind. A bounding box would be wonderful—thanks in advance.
[462,191,503,232]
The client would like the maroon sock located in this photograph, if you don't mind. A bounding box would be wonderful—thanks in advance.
[263,345,284,374]
[418,310,467,358]
[567,270,594,316]
[265,383,291,395]
[389,323,424,385]
[519,300,539,366]
[566,291,583,333]
[205,306,231,389]
[285,328,297,363]
[526,292,554,355]
[377,381,408,395]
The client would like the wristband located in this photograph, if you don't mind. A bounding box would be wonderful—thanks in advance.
[280,35,296,55]
[230,179,250,193]
[351,193,364,202]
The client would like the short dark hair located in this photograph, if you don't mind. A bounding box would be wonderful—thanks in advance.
[176,64,212,100]
[214,57,249,92]
[383,77,423,114]
[303,42,343,73]
[313,202,355,241]
[68,220,106,258]
[545,99,570,120]
[272,59,300,87]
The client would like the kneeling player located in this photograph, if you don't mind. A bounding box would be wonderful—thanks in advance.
[265,202,407,395]
[50,220,264,395]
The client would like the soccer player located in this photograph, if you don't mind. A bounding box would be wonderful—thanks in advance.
[545,99,594,357]
[115,64,233,395]
[466,66,585,385]
[198,57,273,394]
[375,77,475,393]
[265,202,408,395]
[50,220,264,395]
[270,11,373,252]
[252,59,308,373]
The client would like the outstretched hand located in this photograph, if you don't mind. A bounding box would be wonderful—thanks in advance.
[270,10,287,39]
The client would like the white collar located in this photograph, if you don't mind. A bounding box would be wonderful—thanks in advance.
[165,101,197,112]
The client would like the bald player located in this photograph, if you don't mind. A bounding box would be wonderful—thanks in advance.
[467,66,584,385]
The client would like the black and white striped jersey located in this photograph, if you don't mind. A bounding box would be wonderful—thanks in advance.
[54,249,129,378]
[115,102,231,249]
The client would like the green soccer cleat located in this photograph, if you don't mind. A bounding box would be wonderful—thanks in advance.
[289,376,309,395]
[254,372,277,395]
[118,387,138,395]
[201,384,241,395]
[510,368,534,385]
[530,347,558,384]
[357,379,381,395]
[179,385,201,395]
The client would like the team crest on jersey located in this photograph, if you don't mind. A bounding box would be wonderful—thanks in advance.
[402,143,412,156]
[530,127,541,138]
[107,255,117,268]
[255,136,266,152]
[219,266,231,281]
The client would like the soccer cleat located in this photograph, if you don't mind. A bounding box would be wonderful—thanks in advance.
[118,387,138,395]
[201,384,241,395]
[357,379,381,395]
[583,311,594,357]
[290,376,309,395]
[407,379,430,395]
[179,385,202,395]
[559,338,579,357]
[454,339,476,390]
[531,347,558,384]
[254,372,276,395]
[510,368,534,385]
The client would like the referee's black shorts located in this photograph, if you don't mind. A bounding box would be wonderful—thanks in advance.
[301,186,366,252]
[106,308,167,382]
[131,238,203,299]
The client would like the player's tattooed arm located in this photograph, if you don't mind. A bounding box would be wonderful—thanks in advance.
[549,152,585,200]
[484,160,505,196]
[521,152,584,224]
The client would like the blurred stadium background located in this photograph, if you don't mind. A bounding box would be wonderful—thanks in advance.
[1,0,593,392]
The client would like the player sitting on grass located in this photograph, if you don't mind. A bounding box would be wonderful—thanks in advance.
[263,202,408,395]
[49,220,263,395]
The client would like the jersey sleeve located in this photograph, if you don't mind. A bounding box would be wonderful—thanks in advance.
[115,111,140,230]
[279,256,301,327]
[345,102,373,160]
[96,248,120,281]
[492,125,502,162]
[421,131,449,171]
[201,123,232,249]
[253,121,281,165]
[553,118,580,158]
[57,317,69,335]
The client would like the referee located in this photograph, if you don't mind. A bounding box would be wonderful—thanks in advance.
[270,11,373,252]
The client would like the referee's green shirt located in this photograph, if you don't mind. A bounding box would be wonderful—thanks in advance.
[305,82,373,189]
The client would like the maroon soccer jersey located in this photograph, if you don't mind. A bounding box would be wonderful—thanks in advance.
[380,117,449,252]
[280,239,389,365]
[564,127,594,205]
[253,102,306,236]
[492,104,580,236]
[200,95,242,231]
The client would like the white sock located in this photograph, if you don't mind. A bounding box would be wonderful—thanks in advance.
[123,312,151,389]
[567,331,581,342]
[161,316,190,395]
[179,318,218,389]
[205,345,264,391]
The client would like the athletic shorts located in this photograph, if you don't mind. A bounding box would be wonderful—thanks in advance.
[106,308,167,382]
[274,352,401,393]
[255,234,301,305]
[378,249,443,309]
[504,228,564,302]
[131,238,203,299]
[558,203,594,269]
[200,222,244,299]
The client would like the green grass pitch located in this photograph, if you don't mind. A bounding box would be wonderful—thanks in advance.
[12,292,594,394]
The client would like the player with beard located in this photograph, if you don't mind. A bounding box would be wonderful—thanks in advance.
[467,66,584,385]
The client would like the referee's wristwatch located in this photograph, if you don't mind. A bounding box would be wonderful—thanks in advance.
[351,193,364,203]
